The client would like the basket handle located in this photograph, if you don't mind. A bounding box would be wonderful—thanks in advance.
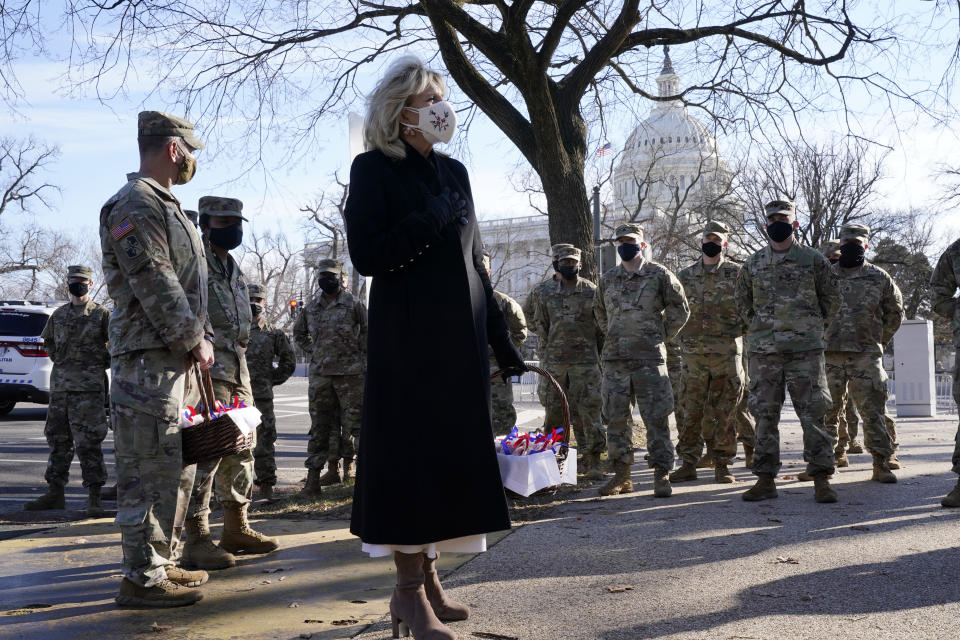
[490,364,571,449]
[192,362,218,420]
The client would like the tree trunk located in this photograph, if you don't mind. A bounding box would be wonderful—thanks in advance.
[538,163,597,282]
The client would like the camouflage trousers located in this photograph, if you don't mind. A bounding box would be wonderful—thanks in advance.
[950,349,960,475]
[825,352,894,458]
[187,379,255,518]
[834,387,899,450]
[43,390,108,488]
[540,364,606,455]
[736,353,756,450]
[306,373,363,469]
[603,359,674,469]
[491,377,516,437]
[675,353,744,465]
[667,342,684,427]
[113,402,196,587]
[748,351,835,477]
[253,398,277,487]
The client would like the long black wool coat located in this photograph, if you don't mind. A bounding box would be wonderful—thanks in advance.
[344,141,514,544]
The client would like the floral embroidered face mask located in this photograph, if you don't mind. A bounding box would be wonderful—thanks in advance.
[403,100,458,145]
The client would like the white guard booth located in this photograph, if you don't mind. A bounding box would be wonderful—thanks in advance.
[892,319,936,417]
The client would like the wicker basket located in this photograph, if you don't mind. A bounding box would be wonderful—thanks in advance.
[181,364,254,466]
[491,365,573,495]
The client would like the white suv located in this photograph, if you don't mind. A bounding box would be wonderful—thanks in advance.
[0,301,64,415]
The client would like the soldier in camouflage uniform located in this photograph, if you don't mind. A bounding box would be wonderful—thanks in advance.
[24,265,111,517]
[670,221,746,485]
[929,237,960,507]
[482,253,528,436]
[246,283,297,500]
[100,111,210,607]
[530,246,606,479]
[820,223,902,485]
[734,359,756,467]
[596,223,689,497]
[182,196,279,572]
[294,259,367,492]
[736,199,840,504]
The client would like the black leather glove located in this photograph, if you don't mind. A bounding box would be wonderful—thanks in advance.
[422,186,469,228]
[494,341,527,383]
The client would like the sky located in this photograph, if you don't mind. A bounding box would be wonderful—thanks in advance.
[3,3,960,256]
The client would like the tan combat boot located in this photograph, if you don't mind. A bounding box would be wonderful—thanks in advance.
[887,454,901,470]
[669,461,697,483]
[847,439,864,454]
[423,553,469,621]
[714,460,735,484]
[742,473,777,501]
[390,552,455,640]
[115,578,203,608]
[835,450,849,468]
[181,514,237,570]
[86,485,105,518]
[299,468,323,497]
[653,467,672,498]
[24,484,65,511]
[813,474,838,503]
[696,449,715,468]
[342,458,354,482]
[599,462,634,496]
[318,460,342,486]
[258,484,274,501]
[871,454,897,484]
[165,566,209,587]
[941,479,960,508]
[743,444,755,469]
[219,501,279,554]
[580,453,605,480]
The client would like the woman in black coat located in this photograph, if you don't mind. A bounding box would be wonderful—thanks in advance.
[344,57,526,639]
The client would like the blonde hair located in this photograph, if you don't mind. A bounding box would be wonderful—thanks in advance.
[364,56,446,160]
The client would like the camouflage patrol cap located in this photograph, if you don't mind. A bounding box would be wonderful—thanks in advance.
[198,196,248,221]
[614,222,644,240]
[819,238,841,256]
[317,258,343,275]
[764,199,796,219]
[702,220,729,242]
[137,111,205,150]
[556,246,582,262]
[66,265,93,280]
[839,223,870,243]
[551,243,575,258]
[247,283,266,299]
[184,209,199,226]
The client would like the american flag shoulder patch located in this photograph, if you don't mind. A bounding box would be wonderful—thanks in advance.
[110,217,135,241]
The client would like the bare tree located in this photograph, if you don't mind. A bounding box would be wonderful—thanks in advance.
[237,226,308,331]
[301,175,349,260]
[0,1,45,107]
[51,1,950,281]
[0,220,83,300]
[0,136,60,219]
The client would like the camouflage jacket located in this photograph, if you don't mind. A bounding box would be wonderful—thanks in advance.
[931,238,960,347]
[595,262,689,362]
[294,289,367,376]
[205,238,252,394]
[735,242,839,354]
[677,257,744,356]
[489,289,527,368]
[522,275,557,339]
[247,315,297,399]
[824,261,903,354]
[531,277,603,367]
[41,300,111,392]
[99,172,212,357]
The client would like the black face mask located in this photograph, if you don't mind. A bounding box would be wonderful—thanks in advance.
[558,265,579,281]
[829,257,840,264]
[766,220,794,243]
[250,303,264,317]
[702,242,722,258]
[208,224,243,251]
[617,243,642,262]
[318,277,341,295]
[68,282,89,297]
[838,243,865,268]
[552,259,560,274]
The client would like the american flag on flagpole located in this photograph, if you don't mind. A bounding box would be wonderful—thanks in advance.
[596,141,612,157]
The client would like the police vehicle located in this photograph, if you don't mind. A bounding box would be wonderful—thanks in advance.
[0,301,64,415]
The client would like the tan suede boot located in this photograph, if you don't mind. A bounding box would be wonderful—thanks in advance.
[342,458,354,482]
[835,451,849,468]
[871,454,897,484]
[847,439,864,454]
[390,552,455,640]
[181,514,236,570]
[318,460,342,486]
[258,484,274,501]
[24,484,65,511]
[423,553,469,621]
[941,479,960,508]
[165,566,209,587]
[219,501,279,555]
[115,578,202,607]
[580,453,605,480]
[599,462,634,496]
[86,485,105,518]
[887,454,901,470]
[669,461,697,482]
[742,473,777,501]
[299,468,323,497]
[653,467,672,498]
[813,474,838,503]
[743,444,755,469]
[696,451,715,468]
[714,461,735,484]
